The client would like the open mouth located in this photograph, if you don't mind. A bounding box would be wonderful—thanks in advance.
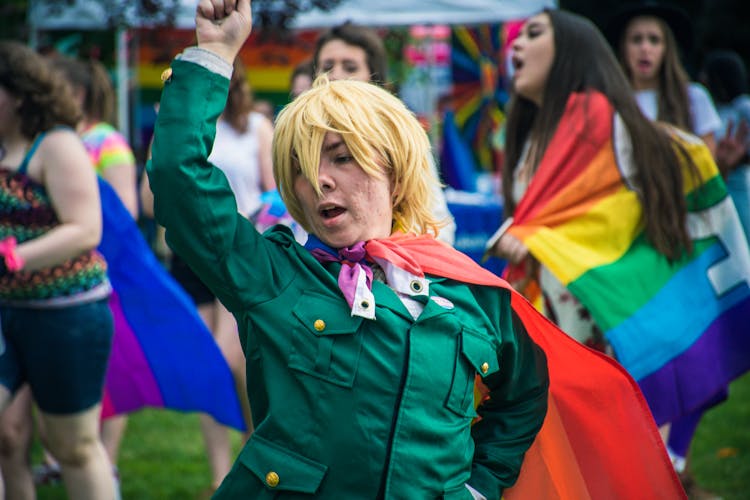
[512,55,524,71]
[320,206,346,219]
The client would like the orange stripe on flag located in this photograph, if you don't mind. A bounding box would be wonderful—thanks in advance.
[506,397,592,500]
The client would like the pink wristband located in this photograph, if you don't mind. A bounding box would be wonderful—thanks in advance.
[0,236,25,272]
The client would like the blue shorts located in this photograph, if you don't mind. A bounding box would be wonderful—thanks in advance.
[0,298,113,414]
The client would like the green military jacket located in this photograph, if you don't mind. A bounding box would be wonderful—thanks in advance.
[148,58,548,500]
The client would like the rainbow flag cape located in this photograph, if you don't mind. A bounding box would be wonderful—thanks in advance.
[507,91,750,426]
[363,233,684,498]
[97,178,246,431]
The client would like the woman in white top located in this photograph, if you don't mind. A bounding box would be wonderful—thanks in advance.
[608,3,724,495]
[608,2,721,155]
[209,64,274,217]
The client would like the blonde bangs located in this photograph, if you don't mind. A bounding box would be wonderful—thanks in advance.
[273,76,443,236]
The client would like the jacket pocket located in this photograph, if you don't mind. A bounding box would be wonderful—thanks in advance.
[239,434,328,494]
[289,291,364,388]
[445,327,500,417]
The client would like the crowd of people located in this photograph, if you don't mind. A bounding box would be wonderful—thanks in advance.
[0,0,748,498]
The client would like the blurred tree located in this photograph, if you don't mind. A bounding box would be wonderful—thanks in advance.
[0,0,29,40]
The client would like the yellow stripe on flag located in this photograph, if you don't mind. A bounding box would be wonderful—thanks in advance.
[521,187,643,284]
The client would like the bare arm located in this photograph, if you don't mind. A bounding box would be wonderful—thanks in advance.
[140,172,155,218]
[17,129,102,270]
[256,114,276,191]
[489,232,529,265]
[700,132,717,158]
[102,161,138,218]
[715,119,750,177]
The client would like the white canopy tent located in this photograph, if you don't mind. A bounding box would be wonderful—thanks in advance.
[291,0,556,29]
[28,0,556,140]
[30,0,556,30]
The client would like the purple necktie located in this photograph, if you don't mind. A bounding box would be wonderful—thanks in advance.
[310,241,374,309]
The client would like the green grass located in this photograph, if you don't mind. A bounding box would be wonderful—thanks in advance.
[36,373,750,499]
[36,413,245,500]
[691,372,750,500]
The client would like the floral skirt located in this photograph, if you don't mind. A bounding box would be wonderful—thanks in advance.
[539,266,611,355]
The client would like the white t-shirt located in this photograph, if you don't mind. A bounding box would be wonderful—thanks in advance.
[634,82,722,138]
[208,111,266,217]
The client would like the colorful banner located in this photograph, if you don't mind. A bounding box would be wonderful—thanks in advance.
[97,178,246,431]
[508,91,750,426]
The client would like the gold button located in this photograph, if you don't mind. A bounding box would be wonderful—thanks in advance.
[265,471,279,487]
[481,362,489,374]
[313,319,326,331]
[409,280,423,293]
[160,67,173,82]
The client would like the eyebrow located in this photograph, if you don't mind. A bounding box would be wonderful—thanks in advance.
[323,140,346,153]
[526,21,545,30]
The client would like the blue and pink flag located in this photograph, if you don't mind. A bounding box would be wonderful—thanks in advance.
[97,178,246,431]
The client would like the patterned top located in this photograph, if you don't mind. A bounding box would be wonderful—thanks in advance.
[81,122,135,176]
[0,141,110,304]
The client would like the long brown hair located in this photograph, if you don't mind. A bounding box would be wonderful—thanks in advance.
[223,58,254,133]
[0,41,81,138]
[503,10,699,260]
[48,55,117,124]
[618,17,692,131]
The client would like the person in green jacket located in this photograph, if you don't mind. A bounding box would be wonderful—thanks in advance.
[147,1,548,498]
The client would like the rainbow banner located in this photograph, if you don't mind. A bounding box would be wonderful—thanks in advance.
[363,233,684,497]
[507,91,750,426]
[97,179,246,431]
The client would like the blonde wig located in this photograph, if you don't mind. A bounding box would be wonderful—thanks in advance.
[273,75,441,236]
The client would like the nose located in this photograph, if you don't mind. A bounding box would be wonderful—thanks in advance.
[512,35,524,52]
[328,64,345,82]
[317,163,336,192]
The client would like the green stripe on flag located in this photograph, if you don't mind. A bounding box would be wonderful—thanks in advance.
[569,234,715,331]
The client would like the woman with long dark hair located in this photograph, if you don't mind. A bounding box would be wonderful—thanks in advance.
[610,2,721,155]
[488,9,750,499]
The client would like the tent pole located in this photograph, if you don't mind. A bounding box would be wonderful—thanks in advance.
[27,0,39,49]
[116,28,130,143]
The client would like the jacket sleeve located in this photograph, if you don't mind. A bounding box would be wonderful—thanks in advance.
[147,56,295,313]
[468,287,549,499]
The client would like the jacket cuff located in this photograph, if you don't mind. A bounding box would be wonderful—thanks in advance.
[176,47,233,79]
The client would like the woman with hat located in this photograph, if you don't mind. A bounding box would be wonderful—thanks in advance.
[609,4,724,497]
[609,1,722,156]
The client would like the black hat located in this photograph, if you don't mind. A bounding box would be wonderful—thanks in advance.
[605,1,693,53]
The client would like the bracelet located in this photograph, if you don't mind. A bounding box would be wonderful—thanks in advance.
[0,236,25,273]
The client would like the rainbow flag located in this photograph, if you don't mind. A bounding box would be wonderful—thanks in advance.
[363,233,684,497]
[97,178,246,431]
[507,91,750,426]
